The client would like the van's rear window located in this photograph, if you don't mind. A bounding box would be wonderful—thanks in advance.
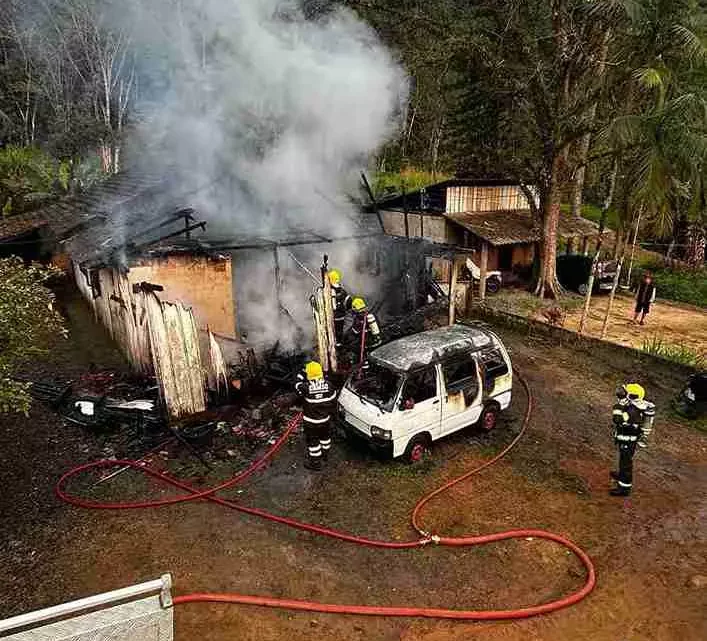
[479,348,509,378]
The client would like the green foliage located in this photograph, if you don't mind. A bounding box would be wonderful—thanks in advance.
[641,335,705,368]
[0,257,66,413]
[0,145,67,216]
[561,203,621,230]
[635,258,707,308]
[373,169,452,198]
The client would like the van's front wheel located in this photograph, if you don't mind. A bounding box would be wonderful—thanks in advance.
[404,434,430,464]
[479,405,499,431]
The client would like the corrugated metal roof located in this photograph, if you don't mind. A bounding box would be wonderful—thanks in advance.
[444,209,603,246]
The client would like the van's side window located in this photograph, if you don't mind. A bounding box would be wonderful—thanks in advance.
[442,359,478,392]
[402,368,437,404]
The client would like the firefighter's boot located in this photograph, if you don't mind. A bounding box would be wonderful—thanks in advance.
[609,486,631,497]
[304,454,322,471]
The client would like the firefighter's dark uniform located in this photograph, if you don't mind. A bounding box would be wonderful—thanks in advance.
[295,366,336,470]
[331,283,352,348]
[350,305,381,368]
[611,401,646,496]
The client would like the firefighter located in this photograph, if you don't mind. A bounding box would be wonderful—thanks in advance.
[350,297,381,368]
[610,383,654,496]
[327,269,351,348]
[295,361,337,470]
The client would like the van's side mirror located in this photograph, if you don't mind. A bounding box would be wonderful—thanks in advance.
[400,398,415,411]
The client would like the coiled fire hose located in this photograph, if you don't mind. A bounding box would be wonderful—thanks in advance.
[56,369,596,620]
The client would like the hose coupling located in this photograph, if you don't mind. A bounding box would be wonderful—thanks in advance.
[430,534,441,544]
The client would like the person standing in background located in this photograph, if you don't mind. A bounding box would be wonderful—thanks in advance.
[633,272,656,325]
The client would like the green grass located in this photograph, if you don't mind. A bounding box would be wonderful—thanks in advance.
[634,258,707,308]
[372,169,453,198]
[560,202,620,229]
[485,289,585,319]
[641,335,705,368]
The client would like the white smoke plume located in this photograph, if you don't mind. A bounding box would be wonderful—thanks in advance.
[25,0,407,349]
[108,0,409,348]
[121,0,407,238]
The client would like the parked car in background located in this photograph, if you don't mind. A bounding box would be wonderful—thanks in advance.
[337,324,513,463]
[556,254,618,295]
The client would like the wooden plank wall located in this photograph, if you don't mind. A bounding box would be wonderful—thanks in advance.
[445,186,530,213]
[73,261,207,417]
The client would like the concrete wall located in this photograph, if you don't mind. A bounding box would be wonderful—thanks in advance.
[128,254,237,338]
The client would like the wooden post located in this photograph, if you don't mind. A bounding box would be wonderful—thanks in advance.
[479,241,489,302]
[601,256,624,339]
[448,258,459,325]
[464,254,474,317]
[581,236,589,255]
[566,236,575,255]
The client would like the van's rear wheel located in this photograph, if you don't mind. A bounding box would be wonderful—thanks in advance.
[479,405,499,431]
[404,434,430,464]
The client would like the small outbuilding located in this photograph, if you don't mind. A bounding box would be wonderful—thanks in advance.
[377,178,603,281]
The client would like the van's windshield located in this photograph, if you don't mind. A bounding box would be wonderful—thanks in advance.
[346,362,403,412]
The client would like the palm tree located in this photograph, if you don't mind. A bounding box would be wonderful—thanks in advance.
[598,0,706,262]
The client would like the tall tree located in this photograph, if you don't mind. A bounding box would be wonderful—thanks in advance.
[443,0,631,296]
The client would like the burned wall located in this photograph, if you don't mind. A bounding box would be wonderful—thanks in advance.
[128,254,237,338]
[231,237,429,352]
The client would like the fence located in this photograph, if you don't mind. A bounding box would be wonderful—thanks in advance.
[0,575,173,641]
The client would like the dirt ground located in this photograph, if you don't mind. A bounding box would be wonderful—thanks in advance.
[563,292,707,355]
[1,287,706,641]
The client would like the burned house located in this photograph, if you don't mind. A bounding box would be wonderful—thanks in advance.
[378,178,603,281]
[0,173,446,417]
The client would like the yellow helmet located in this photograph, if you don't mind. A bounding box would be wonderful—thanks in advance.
[305,361,323,381]
[327,269,342,285]
[351,297,366,312]
[624,383,645,401]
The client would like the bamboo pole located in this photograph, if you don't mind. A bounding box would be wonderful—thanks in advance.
[600,256,624,340]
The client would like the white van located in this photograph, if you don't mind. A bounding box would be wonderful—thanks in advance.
[337,324,513,462]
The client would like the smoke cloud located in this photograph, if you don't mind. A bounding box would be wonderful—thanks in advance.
[106,0,408,348]
[122,0,407,238]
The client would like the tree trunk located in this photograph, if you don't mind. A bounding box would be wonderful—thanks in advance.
[578,159,618,335]
[624,207,643,287]
[685,223,706,267]
[570,30,610,218]
[570,131,591,218]
[534,156,563,298]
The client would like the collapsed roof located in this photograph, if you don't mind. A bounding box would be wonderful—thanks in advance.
[0,171,383,268]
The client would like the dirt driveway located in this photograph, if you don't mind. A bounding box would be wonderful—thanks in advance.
[563,292,707,356]
[1,291,706,641]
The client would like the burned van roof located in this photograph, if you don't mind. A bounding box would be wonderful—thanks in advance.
[370,325,494,373]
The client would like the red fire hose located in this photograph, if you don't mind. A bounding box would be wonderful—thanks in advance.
[56,370,596,621]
